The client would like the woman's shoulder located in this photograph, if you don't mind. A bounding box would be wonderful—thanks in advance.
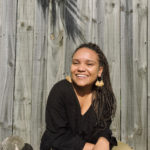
[53,79,71,89]
[50,79,72,94]
[47,79,73,104]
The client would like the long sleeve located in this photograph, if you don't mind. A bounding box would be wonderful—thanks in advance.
[40,82,86,150]
[89,119,117,149]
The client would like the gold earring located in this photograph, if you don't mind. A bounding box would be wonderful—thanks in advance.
[95,79,104,87]
[66,76,72,83]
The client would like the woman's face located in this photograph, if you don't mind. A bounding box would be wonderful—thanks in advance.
[71,47,103,88]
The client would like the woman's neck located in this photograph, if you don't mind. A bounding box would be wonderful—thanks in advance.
[72,83,93,97]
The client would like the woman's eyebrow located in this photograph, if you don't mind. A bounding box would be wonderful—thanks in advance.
[72,57,99,64]
[86,60,97,63]
[73,58,96,62]
[72,59,79,61]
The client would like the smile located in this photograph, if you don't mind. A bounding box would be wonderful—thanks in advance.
[76,74,88,78]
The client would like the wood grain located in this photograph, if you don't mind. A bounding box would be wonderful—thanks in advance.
[97,0,121,139]
[13,0,34,145]
[0,0,17,141]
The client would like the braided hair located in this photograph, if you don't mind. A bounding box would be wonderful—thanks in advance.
[73,43,116,129]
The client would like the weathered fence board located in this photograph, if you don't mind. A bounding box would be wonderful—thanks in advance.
[97,0,121,139]
[132,0,147,149]
[120,0,134,146]
[47,1,65,94]
[148,0,150,148]
[30,1,48,149]
[0,0,17,141]
[78,0,98,42]
[121,1,148,149]
[13,0,35,145]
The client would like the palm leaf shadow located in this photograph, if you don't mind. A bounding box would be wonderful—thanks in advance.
[37,0,50,14]
[37,0,85,42]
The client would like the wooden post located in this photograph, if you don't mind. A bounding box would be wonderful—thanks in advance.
[13,0,34,145]
[148,0,150,149]
[120,0,134,146]
[97,0,121,139]
[121,0,148,149]
[30,1,48,149]
[0,0,17,141]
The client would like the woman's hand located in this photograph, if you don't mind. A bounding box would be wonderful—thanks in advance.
[83,142,95,150]
[93,137,109,150]
[83,137,109,150]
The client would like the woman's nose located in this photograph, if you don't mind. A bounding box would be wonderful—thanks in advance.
[77,64,86,71]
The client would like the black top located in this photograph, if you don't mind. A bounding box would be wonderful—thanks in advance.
[40,79,117,150]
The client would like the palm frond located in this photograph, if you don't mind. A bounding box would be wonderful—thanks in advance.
[38,0,84,42]
[37,0,50,15]
[51,0,56,27]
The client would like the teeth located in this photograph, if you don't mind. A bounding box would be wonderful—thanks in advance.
[77,75,87,77]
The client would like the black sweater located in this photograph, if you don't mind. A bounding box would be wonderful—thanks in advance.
[40,79,117,150]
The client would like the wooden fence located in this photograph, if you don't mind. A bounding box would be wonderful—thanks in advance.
[0,0,149,149]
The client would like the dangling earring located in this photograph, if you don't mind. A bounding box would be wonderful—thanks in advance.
[95,76,104,87]
[66,76,72,83]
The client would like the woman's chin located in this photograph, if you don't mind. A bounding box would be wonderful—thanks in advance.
[72,81,93,89]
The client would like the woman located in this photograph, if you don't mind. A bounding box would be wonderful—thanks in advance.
[40,43,117,150]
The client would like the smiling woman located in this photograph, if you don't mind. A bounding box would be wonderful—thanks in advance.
[40,43,117,150]
[71,48,103,88]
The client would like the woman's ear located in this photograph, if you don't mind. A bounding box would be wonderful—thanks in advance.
[98,67,103,77]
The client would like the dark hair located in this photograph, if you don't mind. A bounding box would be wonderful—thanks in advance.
[73,42,116,129]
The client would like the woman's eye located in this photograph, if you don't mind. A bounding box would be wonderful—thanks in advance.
[87,63,93,66]
[72,62,79,65]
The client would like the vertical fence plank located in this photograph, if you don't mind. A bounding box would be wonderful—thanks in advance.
[78,0,98,43]
[47,1,65,94]
[130,0,147,149]
[120,0,134,147]
[148,0,150,148]
[30,1,48,149]
[121,0,148,149]
[0,0,17,141]
[96,0,105,50]
[13,0,34,144]
[97,0,121,139]
[132,0,147,149]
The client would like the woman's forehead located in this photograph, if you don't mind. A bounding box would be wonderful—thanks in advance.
[73,47,99,60]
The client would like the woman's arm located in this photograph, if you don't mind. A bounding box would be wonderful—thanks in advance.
[83,137,109,150]
[93,137,109,150]
[89,119,117,150]
[83,143,95,150]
